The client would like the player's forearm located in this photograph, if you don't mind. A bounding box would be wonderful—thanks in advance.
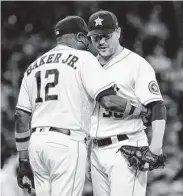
[146,101,167,155]
[99,95,145,115]
[150,120,166,154]
[15,109,31,159]
[15,109,31,133]
[99,95,126,111]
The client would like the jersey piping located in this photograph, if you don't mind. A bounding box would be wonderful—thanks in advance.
[104,51,132,70]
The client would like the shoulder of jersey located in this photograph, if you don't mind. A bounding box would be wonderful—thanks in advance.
[124,47,151,66]
[24,49,52,76]
[125,48,143,61]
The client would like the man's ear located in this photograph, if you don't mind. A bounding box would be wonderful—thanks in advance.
[76,32,90,50]
[116,27,121,39]
[76,32,84,42]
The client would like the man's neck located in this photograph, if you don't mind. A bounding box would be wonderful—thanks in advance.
[57,42,73,48]
[57,37,76,49]
[98,45,124,66]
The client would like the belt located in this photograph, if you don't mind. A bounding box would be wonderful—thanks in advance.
[92,134,128,147]
[32,127,70,135]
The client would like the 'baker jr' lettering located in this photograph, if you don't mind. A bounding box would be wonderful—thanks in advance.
[26,53,78,76]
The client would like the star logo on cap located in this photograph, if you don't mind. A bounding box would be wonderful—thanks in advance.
[94,17,104,26]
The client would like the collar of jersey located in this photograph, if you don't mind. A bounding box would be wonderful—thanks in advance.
[98,48,132,70]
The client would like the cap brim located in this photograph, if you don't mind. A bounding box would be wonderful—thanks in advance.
[87,29,114,36]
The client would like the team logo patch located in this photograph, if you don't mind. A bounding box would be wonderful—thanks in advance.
[148,81,160,95]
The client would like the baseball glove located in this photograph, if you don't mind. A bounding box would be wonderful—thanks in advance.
[17,159,35,194]
[118,145,167,171]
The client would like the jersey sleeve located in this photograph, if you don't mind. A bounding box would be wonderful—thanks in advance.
[134,58,163,105]
[79,52,115,100]
[16,74,32,113]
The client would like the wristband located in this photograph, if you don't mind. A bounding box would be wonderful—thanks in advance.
[15,130,30,151]
[133,103,143,116]
[124,100,141,116]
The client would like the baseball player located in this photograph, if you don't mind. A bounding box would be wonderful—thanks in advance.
[14,16,146,196]
[87,10,167,196]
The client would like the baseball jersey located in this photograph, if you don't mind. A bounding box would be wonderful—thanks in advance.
[90,47,163,138]
[16,45,114,134]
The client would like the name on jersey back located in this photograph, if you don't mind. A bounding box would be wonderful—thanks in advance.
[26,53,79,76]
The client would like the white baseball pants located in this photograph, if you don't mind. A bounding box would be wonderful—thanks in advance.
[28,127,87,196]
[91,132,148,196]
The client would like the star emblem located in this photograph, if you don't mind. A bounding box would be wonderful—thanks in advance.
[94,17,104,26]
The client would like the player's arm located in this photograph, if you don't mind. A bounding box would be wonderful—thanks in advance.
[134,58,167,153]
[15,75,32,159]
[145,101,167,155]
[14,109,31,159]
[80,52,148,116]
[15,109,34,193]
[96,86,148,116]
[15,75,34,192]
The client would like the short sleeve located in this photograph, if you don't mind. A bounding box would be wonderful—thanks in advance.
[79,52,115,100]
[16,75,32,113]
[135,58,163,105]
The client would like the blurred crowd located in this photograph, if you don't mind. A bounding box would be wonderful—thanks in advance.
[1,1,183,196]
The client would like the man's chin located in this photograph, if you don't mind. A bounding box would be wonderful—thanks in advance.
[98,50,110,57]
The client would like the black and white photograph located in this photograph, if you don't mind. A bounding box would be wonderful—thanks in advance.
[1,1,183,196]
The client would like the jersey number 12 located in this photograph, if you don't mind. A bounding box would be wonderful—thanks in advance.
[35,69,59,103]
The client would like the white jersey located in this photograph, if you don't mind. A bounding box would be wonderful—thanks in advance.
[90,48,163,138]
[16,45,114,134]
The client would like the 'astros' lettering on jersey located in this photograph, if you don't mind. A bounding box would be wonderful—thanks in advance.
[16,45,114,134]
[90,48,163,138]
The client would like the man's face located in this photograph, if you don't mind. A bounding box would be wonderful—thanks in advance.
[90,28,121,58]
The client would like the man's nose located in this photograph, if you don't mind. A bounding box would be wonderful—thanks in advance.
[99,37,106,45]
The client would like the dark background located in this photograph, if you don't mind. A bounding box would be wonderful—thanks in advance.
[1,1,183,196]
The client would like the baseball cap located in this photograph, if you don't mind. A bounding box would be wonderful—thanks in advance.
[55,16,88,37]
[88,10,118,36]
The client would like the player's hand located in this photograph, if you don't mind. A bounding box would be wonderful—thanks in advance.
[86,165,92,181]
[17,158,35,194]
[140,106,148,115]
[140,107,152,127]
[140,146,164,171]
[141,149,163,171]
